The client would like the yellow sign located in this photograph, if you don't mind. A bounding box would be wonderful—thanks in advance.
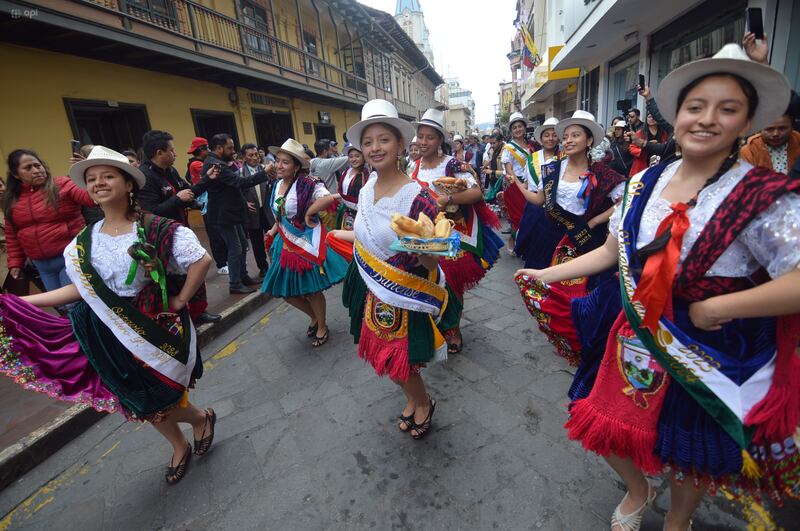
[547,46,580,81]
[501,87,513,112]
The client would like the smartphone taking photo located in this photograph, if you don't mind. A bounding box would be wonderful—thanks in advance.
[70,139,81,155]
[746,7,764,40]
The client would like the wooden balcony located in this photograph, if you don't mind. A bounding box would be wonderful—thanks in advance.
[3,0,373,105]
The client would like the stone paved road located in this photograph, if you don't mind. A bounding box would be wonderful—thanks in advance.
[0,252,794,530]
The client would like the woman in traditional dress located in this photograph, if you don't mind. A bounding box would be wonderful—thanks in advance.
[514,111,626,373]
[261,139,349,347]
[513,117,563,268]
[498,112,536,254]
[452,135,466,162]
[0,146,217,484]
[405,136,420,174]
[412,108,503,353]
[520,45,800,530]
[335,143,370,231]
[342,99,460,438]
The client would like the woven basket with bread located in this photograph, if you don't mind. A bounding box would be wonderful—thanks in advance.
[389,212,461,256]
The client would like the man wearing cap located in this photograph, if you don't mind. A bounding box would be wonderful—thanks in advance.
[203,133,274,294]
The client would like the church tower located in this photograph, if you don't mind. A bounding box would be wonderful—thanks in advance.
[395,0,435,67]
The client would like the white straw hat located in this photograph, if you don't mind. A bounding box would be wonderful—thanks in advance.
[68,145,146,190]
[452,134,464,143]
[508,112,529,129]
[612,119,628,129]
[269,139,311,169]
[555,110,606,147]
[346,99,416,151]
[414,108,449,139]
[656,43,790,134]
[533,117,559,143]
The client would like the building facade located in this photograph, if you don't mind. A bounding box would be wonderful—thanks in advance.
[394,0,434,67]
[445,77,475,135]
[0,0,442,176]
[551,0,798,129]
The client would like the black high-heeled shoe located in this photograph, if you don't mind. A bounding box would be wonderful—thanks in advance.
[165,443,192,484]
[410,398,436,440]
[194,408,217,456]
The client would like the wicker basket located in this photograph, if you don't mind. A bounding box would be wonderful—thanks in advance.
[399,237,450,252]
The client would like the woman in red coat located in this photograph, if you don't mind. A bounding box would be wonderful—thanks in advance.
[4,149,94,292]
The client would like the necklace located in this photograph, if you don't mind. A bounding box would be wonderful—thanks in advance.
[103,220,133,235]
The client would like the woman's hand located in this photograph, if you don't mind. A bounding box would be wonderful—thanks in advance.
[305,212,318,228]
[9,267,21,280]
[743,31,768,64]
[436,194,451,209]
[637,84,652,100]
[168,295,188,312]
[514,267,554,284]
[414,253,440,271]
[688,298,732,331]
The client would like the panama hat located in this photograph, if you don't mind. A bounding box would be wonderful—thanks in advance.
[343,142,361,155]
[611,119,627,129]
[346,99,416,151]
[69,145,146,190]
[409,136,418,146]
[555,110,606,147]
[452,134,464,143]
[269,139,311,169]
[414,108,449,139]
[508,112,529,128]
[657,43,790,134]
[533,117,559,143]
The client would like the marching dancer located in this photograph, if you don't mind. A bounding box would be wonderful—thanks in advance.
[523,45,800,530]
[412,108,503,353]
[342,100,461,438]
[0,147,217,484]
[261,139,349,347]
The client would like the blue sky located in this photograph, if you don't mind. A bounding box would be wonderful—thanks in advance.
[358,0,518,123]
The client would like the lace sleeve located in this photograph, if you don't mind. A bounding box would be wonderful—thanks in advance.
[739,192,800,278]
[312,181,330,201]
[169,226,208,273]
[608,204,623,238]
[609,182,626,202]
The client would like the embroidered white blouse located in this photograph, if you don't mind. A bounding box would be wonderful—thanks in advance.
[67,220,207,297]
[415,155,477,190]
[609,160,800,279]
[354,179,422,261]
[272,178,330,219]
[534,159,625,215]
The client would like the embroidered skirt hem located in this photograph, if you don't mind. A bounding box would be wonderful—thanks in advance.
[261,233,349,298]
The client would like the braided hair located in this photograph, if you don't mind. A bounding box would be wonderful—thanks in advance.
[634,72,756,263]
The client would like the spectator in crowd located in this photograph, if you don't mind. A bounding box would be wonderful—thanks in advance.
[452,135,466,161]
[483,129,505,197]
[589,124,611,162]
[122,150,140,167]
[240,143,271,278]
[329,140,340,157]
[185,137,228,275]
[741,97,800,173]
[309,139,349,193]
[607,119,634,176]
[627,105,673,175]
[4,149,94,294]
[406,136,421,172]
[203,134,273,294]
[138,130,210,227]
[626,107,644,133]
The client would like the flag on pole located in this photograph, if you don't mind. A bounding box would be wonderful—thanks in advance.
[516,22,541,68]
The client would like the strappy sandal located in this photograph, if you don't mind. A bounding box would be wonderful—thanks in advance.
[445,329,463,354]
[306,322,318,338]
[611,483,656,531]
[398,411,415,432]
[165,443,192,485]
[410,397,436,440]
[311,328,329,348]
[194,408,217,456]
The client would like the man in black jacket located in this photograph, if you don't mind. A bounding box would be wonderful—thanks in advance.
[138,130,210,226]
[138,130,221,324]
[203,134,274,294]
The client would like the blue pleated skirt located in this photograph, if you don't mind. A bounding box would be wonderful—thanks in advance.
[514,203,563,269]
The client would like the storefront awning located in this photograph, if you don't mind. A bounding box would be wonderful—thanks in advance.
[522,46,579,111]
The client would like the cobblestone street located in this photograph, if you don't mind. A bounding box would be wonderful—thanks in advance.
[0,254,790,530]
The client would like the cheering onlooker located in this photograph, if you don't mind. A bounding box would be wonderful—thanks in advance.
[309,139,349,193]
[138,130,209,226]
[240,143,272,278]
[4,149,94,292]
[203,134,273,294]
[607,119,634,176]
[741,97,800,173]
[626,108,643,133]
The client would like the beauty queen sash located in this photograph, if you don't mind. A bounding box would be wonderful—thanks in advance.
[271,183,328,266]
[541,161,599,254]
[504,141,535,183]
[64,228,197,388]
[353,240,448,318]
[617,168,775,458]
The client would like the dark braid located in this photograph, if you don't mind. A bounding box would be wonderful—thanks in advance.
[635,140,740,264]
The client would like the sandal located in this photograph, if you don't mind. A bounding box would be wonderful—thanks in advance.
[611,483,656,531]
[445,329,463,355]
[165,443,192,484]
[306,322,318,338]
[398,411,414,432]
[410,397,436,440]
[194,408,217,456]
[311,328,329,348]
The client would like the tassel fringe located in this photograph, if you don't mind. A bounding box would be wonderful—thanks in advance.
[358,332,411,383]
[441,253,486,297]
[565,397,663,475]
[280,250,313,272]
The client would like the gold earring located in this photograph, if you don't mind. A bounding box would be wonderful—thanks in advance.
[129,192,135,208]
[673,135,681,157]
